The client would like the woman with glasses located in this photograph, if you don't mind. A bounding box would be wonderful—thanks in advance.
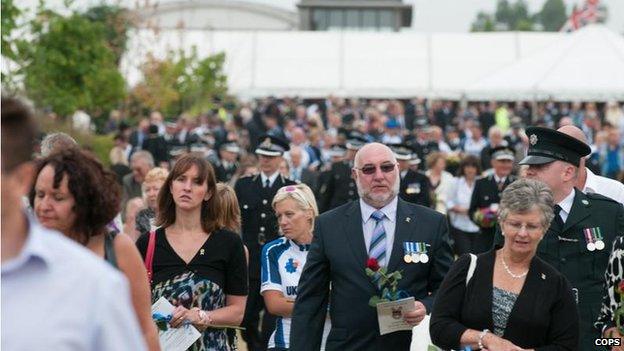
[430,178,579,351]
[260,184,331,351]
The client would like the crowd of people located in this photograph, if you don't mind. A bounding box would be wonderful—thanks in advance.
[2,94,624,351]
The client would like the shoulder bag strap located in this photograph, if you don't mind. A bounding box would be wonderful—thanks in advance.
[466,253,477,286]
[145,230,156,284]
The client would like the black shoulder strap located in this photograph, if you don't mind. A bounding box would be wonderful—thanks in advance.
[104,230,119,269]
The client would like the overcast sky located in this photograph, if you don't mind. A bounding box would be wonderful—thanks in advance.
[17,0,624,33]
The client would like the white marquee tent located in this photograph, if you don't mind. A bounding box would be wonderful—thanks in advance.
[121,25,624,101]
[465,25,624,101]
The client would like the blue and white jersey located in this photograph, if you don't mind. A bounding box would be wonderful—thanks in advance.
[261,237,331,350]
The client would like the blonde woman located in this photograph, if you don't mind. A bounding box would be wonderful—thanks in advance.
[136,167,168,236]
[260,184,331,351]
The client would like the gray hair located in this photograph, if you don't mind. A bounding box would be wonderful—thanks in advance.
[130,150,155,167]
[40,132,78,156]
[499,178,555,228]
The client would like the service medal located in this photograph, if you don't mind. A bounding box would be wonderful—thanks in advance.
[586,242,596,251]
[595,240,605,251]
[420,254,429,263]
[404,254,412,263]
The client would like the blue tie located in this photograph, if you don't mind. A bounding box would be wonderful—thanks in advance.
[369,210,387,267]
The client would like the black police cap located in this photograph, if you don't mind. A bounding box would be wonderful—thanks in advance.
[519,127,591,167]
[346,131,368,150]
[255,134,290,157]
[490,145,515,161]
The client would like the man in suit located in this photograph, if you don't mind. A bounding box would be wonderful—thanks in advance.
[291,143,453,351]
[469,146,516,253]
[391,143,432,208]
[235,135,297,351]
[318,132,367,213]
[520,127,624,351]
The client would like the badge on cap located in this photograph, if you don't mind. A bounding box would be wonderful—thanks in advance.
[529,134,538,145]
[261,138,272,148]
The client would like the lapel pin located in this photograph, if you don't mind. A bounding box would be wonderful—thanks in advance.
[541,273,546,280]
[406,217,411,223]
[200,249,205,256]
[581,199,589,206]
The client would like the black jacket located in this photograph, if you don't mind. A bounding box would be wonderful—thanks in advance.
[430,249,579,351]
[399,169,432,208]
[234,173,296,280]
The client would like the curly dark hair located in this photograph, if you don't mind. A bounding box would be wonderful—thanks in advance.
[156,153,219,234]
[29,148,121,245]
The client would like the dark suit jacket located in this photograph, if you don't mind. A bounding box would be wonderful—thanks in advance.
[469,174,516,232]
[399,169,432,208]
[430,249,579,351]
[290,198,454,351]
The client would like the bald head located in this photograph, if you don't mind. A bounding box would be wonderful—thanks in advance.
[557,125,588,145]
[354,143,396,168]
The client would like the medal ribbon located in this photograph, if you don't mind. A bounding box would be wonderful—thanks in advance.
[583,228,594,244]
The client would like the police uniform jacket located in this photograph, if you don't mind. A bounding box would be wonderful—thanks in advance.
[536,189,624,351]
[468,174,516,231]
[399,169,432,208]
[235,173,297,280]
[318,161,358,213]
[214,160,238,183]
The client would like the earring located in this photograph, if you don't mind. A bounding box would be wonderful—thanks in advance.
[501,232,505,237]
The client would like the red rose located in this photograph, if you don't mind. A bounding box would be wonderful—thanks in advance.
[618,280,624,294]
[367,257,380,272]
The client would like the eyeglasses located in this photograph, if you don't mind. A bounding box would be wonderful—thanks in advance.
[354,163,397,175]
[504,221,543,234]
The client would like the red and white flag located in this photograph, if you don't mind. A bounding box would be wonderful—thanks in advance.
[560,0,603,32]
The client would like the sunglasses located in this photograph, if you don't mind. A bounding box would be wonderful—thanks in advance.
[355,163,397,175]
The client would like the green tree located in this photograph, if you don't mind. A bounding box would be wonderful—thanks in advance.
[21,12,126,117]
[1,0,27,88]
[471,11,495,32]
[83,5,132,65]
[539,0,567,31]
[131,48,228,117]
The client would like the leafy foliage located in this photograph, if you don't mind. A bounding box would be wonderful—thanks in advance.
[21,12,126,117]
[131,48,228,117]
[538,0,567,31]
[471,0,584,32]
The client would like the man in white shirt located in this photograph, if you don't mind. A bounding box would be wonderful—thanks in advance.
[558,125,624,205]
[1,96,146,351]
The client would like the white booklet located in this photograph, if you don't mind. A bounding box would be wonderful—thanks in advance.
[152,297,202,351]
[376,296,416,335]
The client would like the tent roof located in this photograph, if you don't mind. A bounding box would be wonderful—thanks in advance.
[466,25,624,101]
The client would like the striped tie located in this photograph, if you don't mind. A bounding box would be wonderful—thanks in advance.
[369,210,387,267]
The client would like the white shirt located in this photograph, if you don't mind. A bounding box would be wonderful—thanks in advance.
[446,177,480,233]
[1,216,146,351]
[261,238,330,349]
[557,189,576,223]
[261,172,280,188]
[360,196,398,267]
[583,168,624,205]
[463,137,488,157]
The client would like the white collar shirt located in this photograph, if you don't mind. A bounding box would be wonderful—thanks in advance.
[1,215,146,351]
[583,168,624,205]
[261,172,280,188]
[557,189,576,223]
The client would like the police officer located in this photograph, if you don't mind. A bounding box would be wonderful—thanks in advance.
[213,142,240,183]
[318,132,367,213]
[390,143,432,208]
[235,135,296,351]
[469,145,517,253]
[520,127,624,351]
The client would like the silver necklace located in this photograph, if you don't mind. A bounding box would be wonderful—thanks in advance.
[501,257,528,279]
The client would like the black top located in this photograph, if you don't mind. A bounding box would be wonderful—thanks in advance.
[136,227,248,296]
[429,249,579,351]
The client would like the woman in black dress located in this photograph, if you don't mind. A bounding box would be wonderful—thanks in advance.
[137,153,248,350]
